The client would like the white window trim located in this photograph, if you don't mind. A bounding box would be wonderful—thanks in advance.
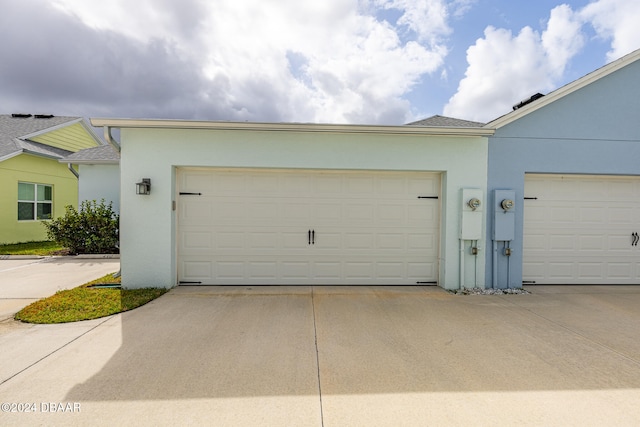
[18,182,53,221]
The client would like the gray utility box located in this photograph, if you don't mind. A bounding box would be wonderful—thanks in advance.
[493,189,515,241]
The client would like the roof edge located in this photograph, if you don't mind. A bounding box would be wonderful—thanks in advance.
[58,158,119,165]
[0,151,23,163]
[486,48,640,129]
[91,118,495,137]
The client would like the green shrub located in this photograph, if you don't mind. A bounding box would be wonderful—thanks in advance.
[44,200,119,254]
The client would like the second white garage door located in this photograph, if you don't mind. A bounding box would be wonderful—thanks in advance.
[177,168,440,285]
[524,174,640,284]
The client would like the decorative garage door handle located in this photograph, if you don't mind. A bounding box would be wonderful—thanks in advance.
[308,230,316,245]
[633,232,639,246]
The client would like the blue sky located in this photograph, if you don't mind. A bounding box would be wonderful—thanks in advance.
[0,0,638,124]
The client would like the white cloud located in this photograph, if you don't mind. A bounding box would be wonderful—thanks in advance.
[443,0,640,123]
[542,4,585,76]
[373,0,451,44]
[580,0,640,61]
[49,0,454,124]
[443,4,585,122]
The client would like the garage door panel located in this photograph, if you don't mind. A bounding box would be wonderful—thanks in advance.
[377,234,405,250]
[344,262,374,279]
[215,231,245,249]
[314,175,343,194]
[182,261,212,280]
[578,235,605,251]
[609,235,633,251]
[578,263,603,278]
[314,262,342,279]
[609,207,633,224]
[178,168,440,285]
[549,235,575,251]
[408,262,435,279]
[579,207,605,223]
[248,262,278,279]
[348,177,374,194]
[345,233,374,249]
[180,202,212,224]
[408,233,435,251]
[282,232,307,249]
[378,204,405,223]
[524,174,640,284]
[608,263,633,278]
[216,261,244,279]
[313,232,341,249]
[249,203,279,220]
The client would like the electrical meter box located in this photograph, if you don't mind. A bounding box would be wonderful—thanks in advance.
[460,188,483,240]
[493,189,515,241]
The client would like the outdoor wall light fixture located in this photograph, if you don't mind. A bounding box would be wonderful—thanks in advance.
[136,178,151,195]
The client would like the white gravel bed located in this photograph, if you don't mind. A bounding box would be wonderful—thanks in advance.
[451,287,531,295]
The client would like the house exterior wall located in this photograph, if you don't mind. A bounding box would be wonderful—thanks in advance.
[486,59,640,288]
[119,127,489,289]
[0,154,78,244]
[77,164,120,213]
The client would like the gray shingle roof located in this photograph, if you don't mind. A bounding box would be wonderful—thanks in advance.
[0,114,84,160]
[63,144,120,164]
[406,115,486,128]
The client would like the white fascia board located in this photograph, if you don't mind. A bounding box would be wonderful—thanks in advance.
[78,119,107,145]
[486,48,640,129]
[57,158,120,165]
[90,118,495,137]
[22,150,64,160]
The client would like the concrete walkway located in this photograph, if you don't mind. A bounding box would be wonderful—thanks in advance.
[1,285,640,426]
[0,257,120,321]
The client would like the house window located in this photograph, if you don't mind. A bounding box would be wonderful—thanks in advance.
[18,182,53,221]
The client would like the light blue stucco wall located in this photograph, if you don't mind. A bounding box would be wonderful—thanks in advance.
[78,164,120,213]
[487,59,640,288]
[119,126,489,289]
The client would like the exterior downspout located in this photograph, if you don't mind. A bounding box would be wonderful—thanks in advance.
[67,163,79,179]
[104,126,121,153]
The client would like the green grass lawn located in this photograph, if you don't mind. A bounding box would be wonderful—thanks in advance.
[0,241,68,256]
[15,273,168,324]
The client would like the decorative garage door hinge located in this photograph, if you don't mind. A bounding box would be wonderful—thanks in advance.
[416,281,437,284]
[524,197,537,200]
[417,196,438,199]
[179,192,202,195]
[179,281,202,284]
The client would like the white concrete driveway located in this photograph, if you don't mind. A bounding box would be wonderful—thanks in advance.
[2,285,640,426]
[0,257,120,321]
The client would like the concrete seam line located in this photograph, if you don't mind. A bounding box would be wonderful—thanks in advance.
[311,286,325,427]
[0,316,115,387]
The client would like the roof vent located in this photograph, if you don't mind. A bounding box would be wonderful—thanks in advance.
[513,93,545,111]
[34,114,54,119]
[11,113,32,118]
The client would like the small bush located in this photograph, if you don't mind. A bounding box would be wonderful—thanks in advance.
[44,200,119,254]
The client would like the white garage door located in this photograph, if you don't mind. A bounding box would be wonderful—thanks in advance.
[524,174,640,284]
[177,168,440,285]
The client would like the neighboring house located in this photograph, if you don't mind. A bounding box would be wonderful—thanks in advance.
[408,115,485,128]
[0,114,103,244]
[61,145,121,213]
[90,119,493,289]
[486,48,640,287]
